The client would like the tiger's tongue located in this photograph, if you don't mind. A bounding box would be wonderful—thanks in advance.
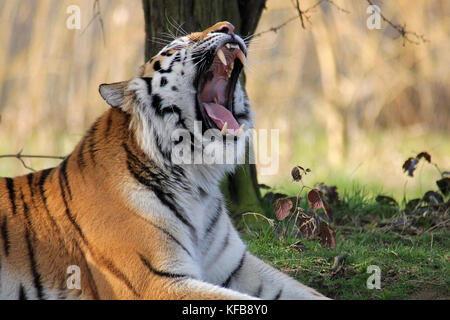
[201,75,239,131]
[203,102,239,130]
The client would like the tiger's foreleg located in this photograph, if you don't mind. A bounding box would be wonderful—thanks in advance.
[225,253,329,300]
[143,277,257,300]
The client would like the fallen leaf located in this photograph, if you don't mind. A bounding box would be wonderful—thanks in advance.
[319,222,336,248]
[298,215,318,239]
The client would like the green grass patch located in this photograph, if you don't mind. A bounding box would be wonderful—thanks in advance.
[239,187,449,300]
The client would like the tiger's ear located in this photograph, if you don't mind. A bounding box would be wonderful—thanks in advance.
[99,81,129,108]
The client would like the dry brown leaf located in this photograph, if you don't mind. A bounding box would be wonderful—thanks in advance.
[275,198,293,221]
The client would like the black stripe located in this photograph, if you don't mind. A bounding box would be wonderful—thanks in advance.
[19,285,27,300]
[160,104,181,117]
[129,165,193,231]
[153,61,161,72]
[208,226,230,262]
[0,216,10,256]
[206,201,222,235]
[87,119,101,165]
[105,110,113,137]
[160,50,174,57]
[123,143,195,235]
[151,94,163,114]
[152,128,171,160]
[60,158,72,200]
[171,165,186,180]
[37,168,52,218]
[235,111,249,121]
[77,138,87,171]
[139,254,187,278]
[222,251,246,288]
[256,283,263,298]
[26,173,34,198]
[58,165,84,240]
[148,222,192,257]
[157,52,180,74]
[20,190,44,299]
[273,288,283,300]
[198,187,207,198]
[142,77,152,95]
[37,168,64,236]
[20,192,31,230]
[25,228,44,299]
[5,178,16,215]
[160,77,168,87]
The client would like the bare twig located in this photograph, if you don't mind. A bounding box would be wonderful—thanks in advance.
[249,0,329,39]
[0,150,65,172]
[331,253,347,273]
[422,219,450,235]
[292,0,349,29]
[293,0,308,29]
[249,15,299,39]
[366,0,428,45]
[249,0,426,47]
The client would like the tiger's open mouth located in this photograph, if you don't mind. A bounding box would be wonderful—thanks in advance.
[196,41,246,136]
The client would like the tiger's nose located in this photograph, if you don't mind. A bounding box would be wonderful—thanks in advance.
[215,23,235,35]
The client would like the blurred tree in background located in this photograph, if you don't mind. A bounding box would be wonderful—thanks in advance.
[142,0,267,217]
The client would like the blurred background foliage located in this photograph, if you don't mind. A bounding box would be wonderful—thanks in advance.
[0,0,449,200]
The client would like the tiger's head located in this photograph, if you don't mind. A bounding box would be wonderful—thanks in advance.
[99,22,253,174]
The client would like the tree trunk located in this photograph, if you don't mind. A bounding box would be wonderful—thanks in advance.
[142,0,266,217]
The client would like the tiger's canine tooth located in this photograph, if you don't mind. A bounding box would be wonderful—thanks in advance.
[217,48,227,66]
[237,50,246,66]
[237,124,245,136]
[221,122,228,135]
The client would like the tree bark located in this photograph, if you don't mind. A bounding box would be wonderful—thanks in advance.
[142,0,266,217]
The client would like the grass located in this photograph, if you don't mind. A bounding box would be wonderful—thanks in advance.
[239,187,450,300]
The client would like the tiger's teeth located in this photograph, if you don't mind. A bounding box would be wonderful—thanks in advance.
[217,49,227,66]
[237,50,246,66]
[221,122,228,135]
[226,62,234,79]
[237,124,245,136]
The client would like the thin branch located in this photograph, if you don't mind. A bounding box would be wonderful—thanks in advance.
[249,0,426,47]
[366,0,428,45]
[249,0,347,40]
[249,16,299,39]
[0,150,65,172]
[422,219,450,235]
[294,0,308,29]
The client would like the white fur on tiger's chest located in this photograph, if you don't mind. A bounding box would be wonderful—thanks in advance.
[125,177,245,284]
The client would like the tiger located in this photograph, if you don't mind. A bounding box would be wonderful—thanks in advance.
[0,22,327,300]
